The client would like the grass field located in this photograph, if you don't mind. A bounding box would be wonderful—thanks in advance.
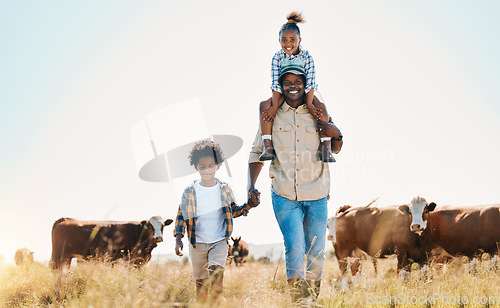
[1,253,500,307]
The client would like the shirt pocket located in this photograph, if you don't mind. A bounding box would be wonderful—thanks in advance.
[305,126,320,151]
[272,124,293,149]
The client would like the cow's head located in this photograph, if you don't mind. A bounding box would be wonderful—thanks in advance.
[326,216,336,242]
[133,217,173,265]
[399,196,436,235]
[141,216,174,244]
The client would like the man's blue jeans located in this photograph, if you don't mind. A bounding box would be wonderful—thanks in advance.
[272,190,328,281]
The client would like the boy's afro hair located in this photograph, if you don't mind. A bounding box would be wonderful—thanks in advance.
[189,140,225,166]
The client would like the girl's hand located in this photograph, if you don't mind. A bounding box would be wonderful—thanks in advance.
[314,107,322,119]
[304,101,322,119]
[308,105,322,120]
[262,107,278,122]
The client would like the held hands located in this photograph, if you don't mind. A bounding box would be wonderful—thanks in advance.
[247,188,261,208]
[175,236,184,256]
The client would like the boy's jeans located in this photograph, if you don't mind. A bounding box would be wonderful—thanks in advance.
[272,190,328,281]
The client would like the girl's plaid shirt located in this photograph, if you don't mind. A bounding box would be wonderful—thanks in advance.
[173,178,249,247]
[271,46,318,93]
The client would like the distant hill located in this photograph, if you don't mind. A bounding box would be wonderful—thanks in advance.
[151,241,334,264]
[150,242,285,264]
[247,242,284,262]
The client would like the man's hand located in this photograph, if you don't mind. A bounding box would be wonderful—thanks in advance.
[317,120,341,138]
[247,188,261,208]
[318,119,343,154]
[175,236,184,256]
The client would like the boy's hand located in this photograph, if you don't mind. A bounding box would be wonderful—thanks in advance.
[247,188,261,207]
[175,237,184,256]
[262,107,278,123]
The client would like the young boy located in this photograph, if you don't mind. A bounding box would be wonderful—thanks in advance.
[174,140,260,303]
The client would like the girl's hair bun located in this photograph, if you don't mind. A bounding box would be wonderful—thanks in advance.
[280,11,305,36]
[286,11,305,24]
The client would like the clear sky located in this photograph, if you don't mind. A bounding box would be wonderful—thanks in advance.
[1,0,499,264]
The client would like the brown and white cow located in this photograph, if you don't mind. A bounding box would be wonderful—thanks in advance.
[228,236,249,266]
[333,204,427,284]
[15,248,34,266]
[400,196,500,258]
[50,216,173,269]
[327,212,375,279]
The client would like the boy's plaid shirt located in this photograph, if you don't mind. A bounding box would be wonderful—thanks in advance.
[271,46,318,93]
[173,178,249,247]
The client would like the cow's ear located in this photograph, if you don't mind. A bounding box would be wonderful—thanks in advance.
[398,205,410,215]
[428,202,436,212]
[231,237,235,241]
[164,219,173,226]
[141,220,149,228]
[238,236,241,241]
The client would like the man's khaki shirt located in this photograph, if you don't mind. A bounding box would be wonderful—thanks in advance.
[249,102,330,201]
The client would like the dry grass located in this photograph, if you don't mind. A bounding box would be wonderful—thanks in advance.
[1,254,500,307]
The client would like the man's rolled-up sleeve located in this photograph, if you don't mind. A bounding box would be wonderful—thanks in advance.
[248,129,264,164]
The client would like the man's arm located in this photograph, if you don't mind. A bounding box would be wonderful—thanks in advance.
[248,129,265,192]
[248,162,263,193]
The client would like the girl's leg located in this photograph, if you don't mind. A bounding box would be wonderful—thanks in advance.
[313,96,329,123]
[313,96,335,163]
[259,98,276,161]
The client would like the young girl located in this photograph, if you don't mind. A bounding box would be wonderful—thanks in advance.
[174,141,260,303]
[259,11,335,163]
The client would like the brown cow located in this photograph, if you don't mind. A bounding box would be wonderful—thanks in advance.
[400,196,500,258]
[327,213,376,278]
[228,237,249,266]
[50,216,173,269]
[15,248,34,266]
[334,204,427,286]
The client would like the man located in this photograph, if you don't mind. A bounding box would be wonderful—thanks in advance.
[248,58,342,301]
